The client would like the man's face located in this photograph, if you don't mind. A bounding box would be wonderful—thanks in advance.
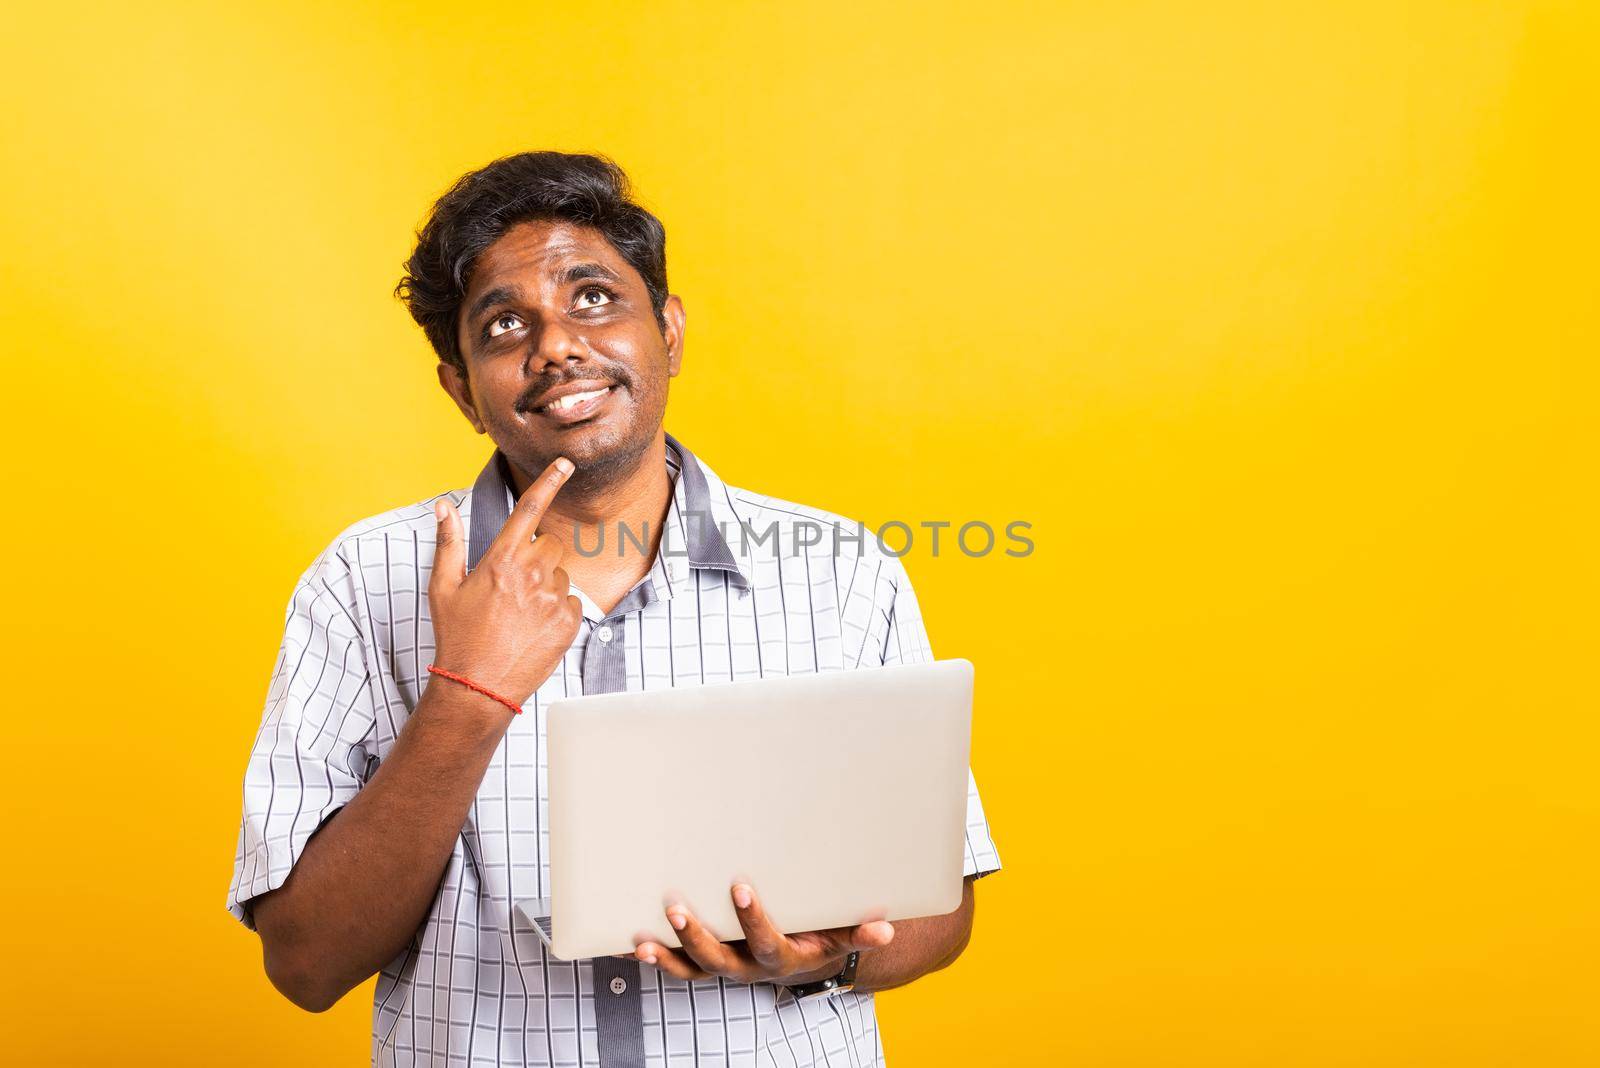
[438,219,684,492]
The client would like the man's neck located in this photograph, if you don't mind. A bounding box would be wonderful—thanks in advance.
[506,434,673,616]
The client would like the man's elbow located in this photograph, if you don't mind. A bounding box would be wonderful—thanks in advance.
[252,893,349,1013]
[263,939,346,1013]
[932,879,978,971]
[933,914,975,972]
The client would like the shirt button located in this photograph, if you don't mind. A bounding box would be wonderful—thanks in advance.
[609,976,628,995]
[597,625,614,644]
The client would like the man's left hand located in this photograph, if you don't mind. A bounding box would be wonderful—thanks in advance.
[619,883,895,985]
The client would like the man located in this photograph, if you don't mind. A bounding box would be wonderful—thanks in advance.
[227,151,1001,1067]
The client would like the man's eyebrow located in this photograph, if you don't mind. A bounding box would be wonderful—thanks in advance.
[556,261,624,287]
[465,285,521,327]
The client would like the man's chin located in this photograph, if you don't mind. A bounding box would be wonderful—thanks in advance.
[511,421,656,492]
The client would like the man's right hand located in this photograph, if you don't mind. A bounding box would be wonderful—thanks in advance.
[253,454,584,1012]
[429,456,583,710]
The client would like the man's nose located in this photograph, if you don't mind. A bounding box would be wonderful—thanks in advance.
[529,314,588,371]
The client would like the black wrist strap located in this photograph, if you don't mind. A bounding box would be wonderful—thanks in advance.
[786,950,860,1000]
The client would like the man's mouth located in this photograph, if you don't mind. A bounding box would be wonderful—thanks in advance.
[529,383,616,423]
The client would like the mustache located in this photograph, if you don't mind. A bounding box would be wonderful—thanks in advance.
[515,364,634,412]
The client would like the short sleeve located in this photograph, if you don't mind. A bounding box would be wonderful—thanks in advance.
[876,554,1002,880]
[226,542,382,929]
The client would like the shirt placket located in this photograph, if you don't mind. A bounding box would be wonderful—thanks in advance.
[579,578,660,1068]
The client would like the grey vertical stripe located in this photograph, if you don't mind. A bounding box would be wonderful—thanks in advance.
[581,608,645,1066]
[468,450,514,574]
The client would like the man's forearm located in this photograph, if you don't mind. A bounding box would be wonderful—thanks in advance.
[782,877,977,995]
[250,685,511,1011]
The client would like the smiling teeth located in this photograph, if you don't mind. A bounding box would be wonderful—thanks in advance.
[545,387,608,412]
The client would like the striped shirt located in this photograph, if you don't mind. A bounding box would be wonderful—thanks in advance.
[227,433,1002,1067]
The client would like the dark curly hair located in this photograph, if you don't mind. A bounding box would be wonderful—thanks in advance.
[395,151,669,375]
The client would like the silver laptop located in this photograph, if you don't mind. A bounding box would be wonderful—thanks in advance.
[521,658,974,961]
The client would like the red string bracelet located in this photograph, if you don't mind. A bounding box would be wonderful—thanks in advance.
[425,664,524,715]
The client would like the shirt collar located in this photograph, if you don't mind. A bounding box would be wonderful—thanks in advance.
[465,431,751,593]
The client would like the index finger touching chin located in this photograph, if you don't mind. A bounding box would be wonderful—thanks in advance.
[501,457,574,544]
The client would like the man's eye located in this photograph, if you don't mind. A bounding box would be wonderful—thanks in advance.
[487,313,523,338]
[576,287,613,310]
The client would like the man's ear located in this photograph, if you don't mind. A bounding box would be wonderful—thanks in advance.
[662,294,686,378]
[436,360,486,434]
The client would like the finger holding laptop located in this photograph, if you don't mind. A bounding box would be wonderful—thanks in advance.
[619,882,895,984]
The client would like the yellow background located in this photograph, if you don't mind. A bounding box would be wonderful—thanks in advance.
[2,1,1595,1064]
